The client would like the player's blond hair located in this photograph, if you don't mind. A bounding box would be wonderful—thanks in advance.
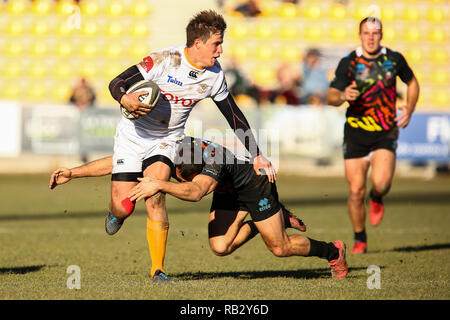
[186,10,227,47]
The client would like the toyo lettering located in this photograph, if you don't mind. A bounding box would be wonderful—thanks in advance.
[160,89,199,107]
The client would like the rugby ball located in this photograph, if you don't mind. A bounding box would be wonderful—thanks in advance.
[120,80,160,119]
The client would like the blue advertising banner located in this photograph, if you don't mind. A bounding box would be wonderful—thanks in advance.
[397,112,449,163]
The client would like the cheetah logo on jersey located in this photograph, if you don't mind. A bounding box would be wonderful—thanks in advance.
[159,143,169,149]
[197,83,210,94]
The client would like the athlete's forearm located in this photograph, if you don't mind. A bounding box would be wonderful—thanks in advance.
[70,156,113,179]
[156,180,206,202]
[108,65,144,103]
[326,88,345,106]
[214,95,260,158]
[406,76,420,114]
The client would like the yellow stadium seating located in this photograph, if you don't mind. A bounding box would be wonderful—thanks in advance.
[405,27,421,42]
[30,64,47,78]
[2,84,20,100]
[329,4,347,20]
[80,63,98,79]
[280,24,300,40]
[258,1,277,18]
[32,22,49,36]
[29,84,47,101]
[256,45,275,61]
[81,43,98,57]
[430,70,449,85]
[330,25,348,42]
[131,23,150,38]
[80,0,100,16]
[57,0,78,15]
[426,7,445,22]
[381,7,396,22]
[32,0,53,15]
[107,22,124,37]
[304,25,323,41]
[432,90,449,107]
[56,43,73,57]
[131,1,152,17]
[302,4,322,20]
[106,44,123,58]
[31,42,49,57]
[230,45,249,62]
[6,0,27,15]
[6,42,25,56]
[430,48,448,64]
[229,23,250,40]
[4,62,22,78]
[130,44,150,59]
[252,66,276,88]
[54,64,72,79]
[107,1,124,16]
[403,7,421,22]
[428,27,445,43]
[53,84,73,102]
[280,46,302,63]
[82,22,98,36]
[279,2,299,19]
[404,48,423,64]
[7,21,25,36]
[255,23,274,39]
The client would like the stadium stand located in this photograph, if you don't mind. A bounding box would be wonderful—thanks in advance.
[0,0,447,110]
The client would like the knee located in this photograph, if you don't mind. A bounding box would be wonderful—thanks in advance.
[371,180,391,196]
[210,241,231,257]
[110,202,130,220]
[268,243,289,257]
[348,185,366,201]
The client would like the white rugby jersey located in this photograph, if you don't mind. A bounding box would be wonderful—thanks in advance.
[117,45,230,138]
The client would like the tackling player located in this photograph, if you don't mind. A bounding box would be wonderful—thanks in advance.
[326,17,420,254]
[104,10,275,282]
[49,137,348,280]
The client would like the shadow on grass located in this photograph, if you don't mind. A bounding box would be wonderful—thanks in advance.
[392,243,450,252]
[281,191,450,207]
[174,267,367,281]
[0,265,45,275]
[0,206,208,221]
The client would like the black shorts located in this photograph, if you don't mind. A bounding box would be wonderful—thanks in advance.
[343,123,399,159]
[210,175,282,222]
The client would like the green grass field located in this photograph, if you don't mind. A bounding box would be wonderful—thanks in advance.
[0,173,449,300]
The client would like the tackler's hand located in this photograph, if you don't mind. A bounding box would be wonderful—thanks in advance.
[128,177,160,202]
[253,155,277,183]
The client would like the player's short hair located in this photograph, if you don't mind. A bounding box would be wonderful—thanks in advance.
[359,17,383,33]
[175,139,205,181]
[186,10,227,47]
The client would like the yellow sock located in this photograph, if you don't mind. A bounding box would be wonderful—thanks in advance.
[146,219,169,277]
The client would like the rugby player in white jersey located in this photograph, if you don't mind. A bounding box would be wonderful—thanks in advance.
[107,10,275,282]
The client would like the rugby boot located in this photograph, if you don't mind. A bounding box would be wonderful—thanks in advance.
[152,269,176,283]
[329,240,348,279]
[105,212,123,235]
[369,199,384,226]
[350,241,367,254]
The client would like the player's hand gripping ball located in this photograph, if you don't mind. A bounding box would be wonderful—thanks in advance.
[120,80,160,119]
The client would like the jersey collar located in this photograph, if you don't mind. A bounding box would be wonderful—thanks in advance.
[183,47,206,72]
[356,46,386,58]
